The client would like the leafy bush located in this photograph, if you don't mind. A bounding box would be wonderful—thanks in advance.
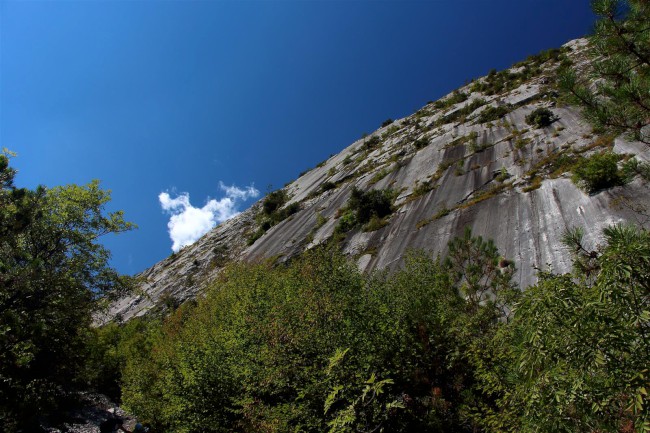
[476,105,512,123]
[249,190,301,244]
[320,181,336,192]
[369,168,390,186]
[412,180,434,199]
[118,220,650,432]
[334,210,356,235]
[571,151,624,193]
[348,187,393,225]
[447,131,481,152]
[315,212,328,229]
[621,157,650,182]
[362,215,389,232]
[434,90,469,110]
[469,47,558,97]
[262,189,288,215]
[381,125,400,139]
[434,205,451,219]
[332,187,396,238]
[246,227,266,245]
[438,98,487,125]
[495,167,510,182]
[525,107,556,128]
[120,232,516,433]
[381,118,394,127]
[413,137,429,149]
[514,47,564,68]
[364,135,381,149]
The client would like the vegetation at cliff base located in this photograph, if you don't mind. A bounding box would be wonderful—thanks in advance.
[116,231,517,433]
[101,223,650,433]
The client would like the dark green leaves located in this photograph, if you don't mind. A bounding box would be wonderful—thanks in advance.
[0,153,134,430]
[558,0,650,144]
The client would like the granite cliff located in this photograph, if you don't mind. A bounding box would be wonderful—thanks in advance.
[105,38,650,322]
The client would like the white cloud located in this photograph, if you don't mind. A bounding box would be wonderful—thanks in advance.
[159,183,259,252]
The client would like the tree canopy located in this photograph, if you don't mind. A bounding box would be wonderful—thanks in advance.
[0,150,135,431]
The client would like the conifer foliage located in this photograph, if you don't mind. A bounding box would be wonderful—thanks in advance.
[560,0,650,143]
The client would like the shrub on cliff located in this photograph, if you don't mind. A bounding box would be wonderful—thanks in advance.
[572,151,624,193]
[525,107,556,128]
[348,186,393,224]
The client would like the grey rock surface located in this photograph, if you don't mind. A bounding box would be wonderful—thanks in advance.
[43,393,137,433]
[104,38,650,322]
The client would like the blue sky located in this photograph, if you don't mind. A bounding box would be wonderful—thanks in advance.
[1,1,595,275]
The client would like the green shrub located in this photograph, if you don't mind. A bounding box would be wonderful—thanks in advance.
[247,227,266,245]
[412,180,433,199]
[438,98,487,125]
[381,118,394,127]
[381,125,400,139]
[476,105,512,123]
[454,162,465,176]
[320,181,336,192]
[447,131,479,151]
[369,168,390,185]
[478,225,650,432]
[571,151,624,193]
[249,190,301,244]
[413,137,429,149]
[348,187,394,224]
[334,210,356,234]
[283,201,301,218]
[262,190,288,215]
[525,107,556,128]
[332,187,394,236]
[495,167,510,182]
[434,90,469,110]
[434,205,451,219]
[364,135,381,149]
[621,157,650,182]
[362,215,389,232]
[315,212,328,229]
[0,154,135,430]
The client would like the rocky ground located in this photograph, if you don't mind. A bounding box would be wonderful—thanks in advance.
[42,393,137,433]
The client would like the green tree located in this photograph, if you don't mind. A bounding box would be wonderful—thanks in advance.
[559,0,650,144]
[0,151,135,430]
[476,225,650,432]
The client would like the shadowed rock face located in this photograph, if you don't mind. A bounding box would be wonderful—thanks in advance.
[103,38,650,323]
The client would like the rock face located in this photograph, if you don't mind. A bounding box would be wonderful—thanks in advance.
[104,38,650,322]
[43,393,137,433]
